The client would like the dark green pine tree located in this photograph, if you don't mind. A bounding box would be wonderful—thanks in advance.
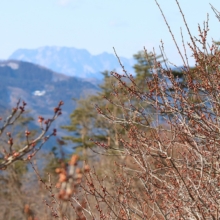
[133,50,162,90]
[61,97,96,153]
[61,70,132,156]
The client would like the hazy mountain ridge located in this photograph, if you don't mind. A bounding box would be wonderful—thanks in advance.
[9,46,135,79]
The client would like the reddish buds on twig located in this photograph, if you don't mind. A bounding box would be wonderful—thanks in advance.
[38,116,44,123]
[25,130,31,136]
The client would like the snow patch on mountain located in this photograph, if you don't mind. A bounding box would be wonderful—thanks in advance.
[32,90,46,96]
[0,62,19,70]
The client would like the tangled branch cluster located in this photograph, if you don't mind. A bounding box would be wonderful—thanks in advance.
[0,100,63,170]
[69,3,220,220]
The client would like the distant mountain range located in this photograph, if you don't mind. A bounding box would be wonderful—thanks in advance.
[4,46,135,153]
[0,60,99,152]
[9,46,135,79]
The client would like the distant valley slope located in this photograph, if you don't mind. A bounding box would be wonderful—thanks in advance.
[9,46,135,79]
[0,60,99,151]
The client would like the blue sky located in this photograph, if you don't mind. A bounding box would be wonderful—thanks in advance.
[1,0,220,66]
